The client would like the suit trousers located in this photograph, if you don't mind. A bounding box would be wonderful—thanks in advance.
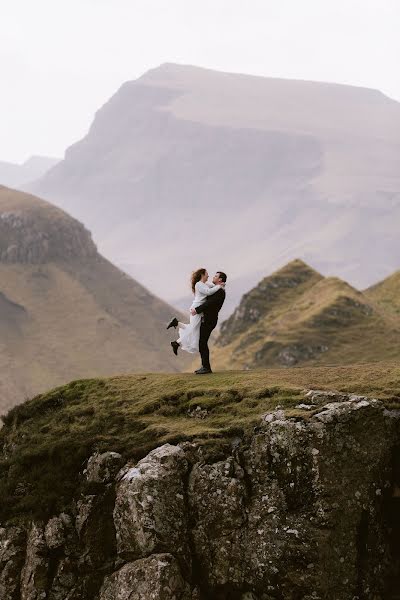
[199,319,217,370]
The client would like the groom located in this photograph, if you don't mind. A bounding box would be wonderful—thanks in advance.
[191,271,227,374]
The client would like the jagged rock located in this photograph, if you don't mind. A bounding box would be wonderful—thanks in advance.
[75,489,116,569]
[98,553,191,600]
[186,395,398,597]
[20,523,49,600]
[113,444,190,567]
[0,208,97,264]
[0,526,26,600]
[188,457,247,588]
[84,452,123,484]
[44,514,71,550]
[47,557,80,600]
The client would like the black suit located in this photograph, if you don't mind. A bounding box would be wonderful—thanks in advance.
[195,288,225,370]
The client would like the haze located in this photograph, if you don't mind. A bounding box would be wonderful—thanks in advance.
[1,0,399,163]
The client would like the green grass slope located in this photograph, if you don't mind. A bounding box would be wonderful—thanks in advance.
[1,362,400,524]
[214,260,400,370]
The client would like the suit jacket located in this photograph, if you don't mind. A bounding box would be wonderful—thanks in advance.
[195,288,226,328]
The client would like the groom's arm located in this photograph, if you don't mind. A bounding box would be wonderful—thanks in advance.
[195,289,224,314]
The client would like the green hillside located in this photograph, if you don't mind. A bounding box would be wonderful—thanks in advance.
[214,260,400,370]
[1,362,400,524]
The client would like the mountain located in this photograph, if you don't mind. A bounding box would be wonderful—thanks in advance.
[365,270,400,316]
[0,366,399,598]
[27,63,400,312]
[0,155,60,187]
[0,185,187,413]
[213,259,400,369]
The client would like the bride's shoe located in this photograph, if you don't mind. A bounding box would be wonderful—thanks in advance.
[171,341,180,355]
[167,317,179,330]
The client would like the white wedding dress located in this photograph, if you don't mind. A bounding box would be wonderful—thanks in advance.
[177,281,222,353]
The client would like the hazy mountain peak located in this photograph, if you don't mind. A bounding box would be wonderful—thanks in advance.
[27,64,400,309]
[0,156,60,189]
[22,155,61,169]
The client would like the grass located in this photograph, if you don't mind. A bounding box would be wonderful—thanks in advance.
[1,362,400,524]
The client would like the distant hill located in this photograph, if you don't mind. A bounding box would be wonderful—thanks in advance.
[0,155,60,187]
[27,63,400,312]
[0,185,188,413]
[213,259,400,369]
[365,270,400,316]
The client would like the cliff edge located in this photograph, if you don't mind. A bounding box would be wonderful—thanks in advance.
[0,366,399,599]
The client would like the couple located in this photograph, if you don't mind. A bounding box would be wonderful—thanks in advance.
[167,269,227,374]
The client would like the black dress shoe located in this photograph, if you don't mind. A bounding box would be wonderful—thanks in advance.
[171,341,180,355]
[166,317,179,330]
[195,367,213,374]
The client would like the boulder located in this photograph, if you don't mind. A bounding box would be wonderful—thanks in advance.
[113,444,189,568]
[99,553,191,600]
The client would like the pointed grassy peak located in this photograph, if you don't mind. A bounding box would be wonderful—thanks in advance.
[273,258,321,276]
[291,276,375,332]
[252,258,323,297]
[309,275,364,300]
[365,269,400,315]
[218,259,323,345]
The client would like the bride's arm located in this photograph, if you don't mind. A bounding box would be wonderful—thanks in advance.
[195,281,221,296]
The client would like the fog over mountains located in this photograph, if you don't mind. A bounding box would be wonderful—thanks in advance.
[28,63,400,313]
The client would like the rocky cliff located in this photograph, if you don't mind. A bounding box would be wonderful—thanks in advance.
[0,186,96,263]
[0,369,399,599]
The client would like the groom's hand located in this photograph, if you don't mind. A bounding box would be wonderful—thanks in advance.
[190,308,196,316]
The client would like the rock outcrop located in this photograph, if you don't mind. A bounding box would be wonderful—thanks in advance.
[1,393,399,599]
[0,186,97,263]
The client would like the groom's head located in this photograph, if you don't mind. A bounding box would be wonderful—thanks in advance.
[213,271,227,285]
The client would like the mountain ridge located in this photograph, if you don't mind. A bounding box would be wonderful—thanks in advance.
[27,63,400,312]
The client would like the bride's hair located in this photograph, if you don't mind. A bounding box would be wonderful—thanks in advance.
[191,268,206,293]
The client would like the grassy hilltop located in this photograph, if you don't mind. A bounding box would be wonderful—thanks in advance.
[1,362,400,524]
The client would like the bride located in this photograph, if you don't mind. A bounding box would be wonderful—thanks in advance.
[167,268,225,355]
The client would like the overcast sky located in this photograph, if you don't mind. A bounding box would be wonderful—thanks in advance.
[1,0,399,163]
